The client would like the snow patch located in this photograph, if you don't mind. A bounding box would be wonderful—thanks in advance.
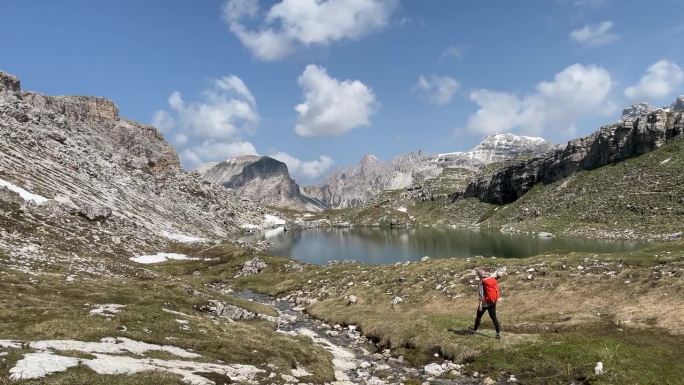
[395,207,408,213]
[129,253,196,264]
[90,304,126,317]
[0,340,22,349]
[29,337,201,358]
[263,214,286,227]
[9,352,79,381]
[0,178,48,204]
[161,231,207,244]
[8,351,263,384]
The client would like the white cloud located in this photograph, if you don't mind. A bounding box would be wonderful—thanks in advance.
[467,63,614,136]
[441,45,463,60]
[151,75,260,169]
[151,110,176,133]
[414,75,459,106]
[223,0,398,61]
[182,140,258,169]
[270,152,335,181]
[570,21,618,46]
[625,60,684,101]
[295,64,377,137]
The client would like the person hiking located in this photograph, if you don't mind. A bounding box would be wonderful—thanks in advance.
[472,268,504,339]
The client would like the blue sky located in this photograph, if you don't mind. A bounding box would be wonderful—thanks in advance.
[3,0,684,183]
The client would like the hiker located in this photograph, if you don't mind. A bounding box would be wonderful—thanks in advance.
[472,268,504,339]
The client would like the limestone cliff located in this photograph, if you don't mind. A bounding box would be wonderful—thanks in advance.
[457,102,684,205]
[200,156,327,212]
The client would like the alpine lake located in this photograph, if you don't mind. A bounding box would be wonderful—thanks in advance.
[243,226,645,265]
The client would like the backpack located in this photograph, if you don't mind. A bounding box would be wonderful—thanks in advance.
[481,277,500,304]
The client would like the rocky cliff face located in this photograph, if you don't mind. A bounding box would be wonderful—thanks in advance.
[458,102,684,205]
[0,71,269,262]
[305,134,555,208]
[200,156,327,212]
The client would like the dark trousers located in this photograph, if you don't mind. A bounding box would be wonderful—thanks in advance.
[474,303,500,333]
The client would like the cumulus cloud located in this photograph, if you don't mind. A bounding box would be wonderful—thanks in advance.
[151,75,260,169]
[467,63,614,136]
[223,0,398,61]
[270,152,335,181]
[181,141,258,169]
[294,65,377,137]
[570,21,618,46]
[625,60,684,101]
[414,75,459,106]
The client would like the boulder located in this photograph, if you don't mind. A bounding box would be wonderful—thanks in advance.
[72,204,112,221]
[0,72,20,92]
[0,186,23,206]
[236,257,267,277]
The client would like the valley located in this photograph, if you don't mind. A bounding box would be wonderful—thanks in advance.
[1,70,683,385]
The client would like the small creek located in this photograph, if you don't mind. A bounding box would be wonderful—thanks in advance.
[235,290,479,385]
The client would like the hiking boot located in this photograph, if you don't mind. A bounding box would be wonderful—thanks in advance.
[469,327,477,334]
[495,333,502,340]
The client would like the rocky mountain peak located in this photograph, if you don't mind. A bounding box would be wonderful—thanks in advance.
[621,102,654,120]
[360,154,380,164]
[672,96,684,111]
[0,71,20,92]
[199,156,327,212]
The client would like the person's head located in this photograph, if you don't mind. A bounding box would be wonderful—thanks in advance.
[477,269,489,279]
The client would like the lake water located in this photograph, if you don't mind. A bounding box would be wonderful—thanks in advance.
[247,227,644,265]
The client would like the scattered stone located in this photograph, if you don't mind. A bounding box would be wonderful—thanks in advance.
[345,295,358,305]
[391,296,403,305]
[71,203,112,221]
[482,377,496,385]
[424,363,445,377]
[236,258,267,277]
[537,232,555,239]
[594,361,604,375]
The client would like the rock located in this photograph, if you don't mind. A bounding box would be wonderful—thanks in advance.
[305,134,555,209]
[672,96,684,111]
[198,301,256,320]
[0,186,24,206]
[0,72,20,92]
[482,377,496,385]
[345,295,358,305]
[621,102,653,120]
[423,363,445,377]
[391,296,403,305]
[421,256,430,262]
[594,361,604,375]
[457,104,684,204]
[72,203,112,221]
[537,232,555,239]
[508,374,518,382]
[236,258,267,277]
[198,156,327,212]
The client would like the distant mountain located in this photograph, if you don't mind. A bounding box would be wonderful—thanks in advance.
[199,155,328,212]
[304,133,556,208]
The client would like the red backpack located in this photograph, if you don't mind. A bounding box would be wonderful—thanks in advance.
[481,277,500,304]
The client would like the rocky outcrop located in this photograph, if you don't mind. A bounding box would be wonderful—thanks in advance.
[672,96,684,111]
[0,70,269,261]
[457,106,684,205]
[199,156,327,212]
[305,134,555,208]
[621,102,654,121]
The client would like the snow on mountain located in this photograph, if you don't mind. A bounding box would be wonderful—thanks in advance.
[305,134,556,208]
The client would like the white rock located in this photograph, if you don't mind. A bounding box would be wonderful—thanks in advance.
[424,363,445,377]
[594,361,604,375]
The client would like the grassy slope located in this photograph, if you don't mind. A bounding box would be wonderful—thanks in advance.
[312,138,684,240]
[0,248,335,385]
[483,138,684,239]
[156,241,684,385]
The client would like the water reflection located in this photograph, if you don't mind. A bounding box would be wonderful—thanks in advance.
[246,227,644,265]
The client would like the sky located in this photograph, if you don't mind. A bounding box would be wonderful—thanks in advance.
[3,0,684,184]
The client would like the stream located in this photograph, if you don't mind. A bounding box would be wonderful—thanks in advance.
[235,291,482,385]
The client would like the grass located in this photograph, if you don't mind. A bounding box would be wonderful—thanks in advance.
[0,252,335,384]
[161,241,683,384]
